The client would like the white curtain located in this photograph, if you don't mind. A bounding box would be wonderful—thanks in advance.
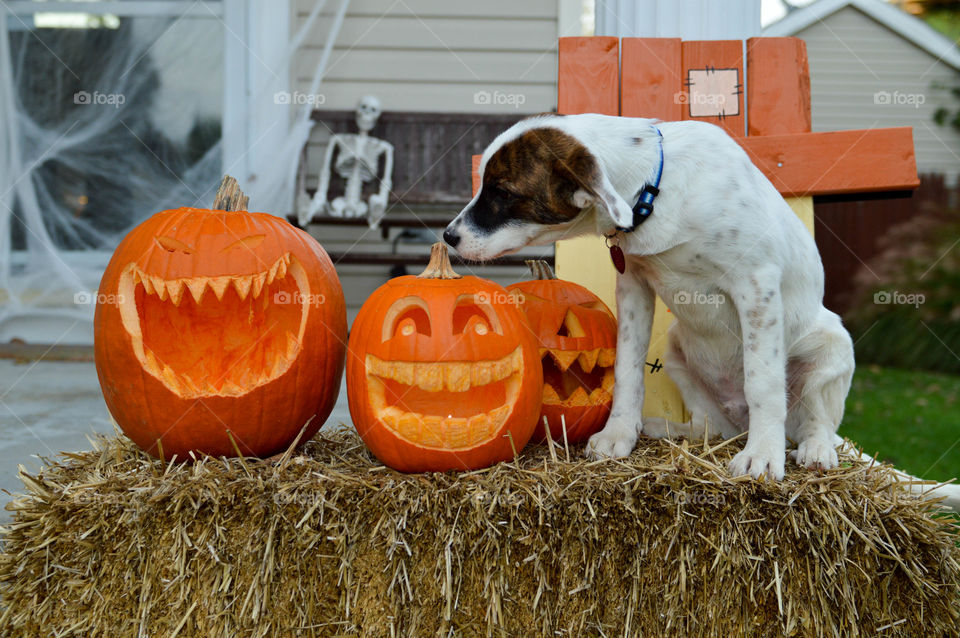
[0,0,347,344]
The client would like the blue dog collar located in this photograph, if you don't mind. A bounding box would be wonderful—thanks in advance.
[617,126,663,233]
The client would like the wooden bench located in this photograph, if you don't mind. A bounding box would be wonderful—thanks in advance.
[293,110,552,268]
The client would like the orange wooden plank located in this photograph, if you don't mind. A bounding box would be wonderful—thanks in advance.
[472,154,481,195]
[621,38,683,120]
[746,37,811,136]
[738,127,919,197]
[680,40,745,138]
[558,37,620,115]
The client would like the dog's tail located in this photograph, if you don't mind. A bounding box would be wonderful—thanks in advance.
[834,435,960,513]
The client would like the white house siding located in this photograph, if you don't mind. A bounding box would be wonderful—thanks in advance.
[792,5,960,181]
[292,0,559,112]
[291,0,561,320]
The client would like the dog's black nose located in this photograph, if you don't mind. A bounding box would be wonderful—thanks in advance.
[443,228,460,248]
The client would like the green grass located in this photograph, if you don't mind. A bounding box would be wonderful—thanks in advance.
[841,365,960,481]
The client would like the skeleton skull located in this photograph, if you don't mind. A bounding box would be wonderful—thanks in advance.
[356,95,382,132]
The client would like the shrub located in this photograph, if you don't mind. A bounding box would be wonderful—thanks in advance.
[844,202,960,373]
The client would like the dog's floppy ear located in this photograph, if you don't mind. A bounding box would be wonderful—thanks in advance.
[570,170,634,230]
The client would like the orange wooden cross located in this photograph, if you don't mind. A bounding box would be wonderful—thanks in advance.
[473,36,918,420]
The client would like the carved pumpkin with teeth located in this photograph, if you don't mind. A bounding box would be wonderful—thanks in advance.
[507,261,616,444]
[347,243,542,472]
[94,177,347,459]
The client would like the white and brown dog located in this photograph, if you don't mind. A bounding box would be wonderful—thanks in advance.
[445,113,959,507]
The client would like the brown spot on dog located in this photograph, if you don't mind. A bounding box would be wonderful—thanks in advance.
[470,127,600,232]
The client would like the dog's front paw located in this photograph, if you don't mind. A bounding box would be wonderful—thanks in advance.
[729,443,785,480]
[792,438,838,471]
[585,417,638,460]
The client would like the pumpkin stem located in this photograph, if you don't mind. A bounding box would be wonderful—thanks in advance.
[212,175,250,212]
[525,259,557,280]
[419,243,462,279]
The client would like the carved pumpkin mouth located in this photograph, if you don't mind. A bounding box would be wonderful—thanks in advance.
[540,348,615,406]
[365,347,525,449]
[116,253,310,398]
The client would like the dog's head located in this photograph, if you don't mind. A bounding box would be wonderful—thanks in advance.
[444,117,634,261]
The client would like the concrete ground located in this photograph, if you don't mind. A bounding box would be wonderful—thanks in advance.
[0,359,353,522]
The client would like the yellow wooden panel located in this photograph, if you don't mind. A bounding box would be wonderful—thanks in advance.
[555,237,687,421]
[786,196,814,235]
[555,236,617,310]
[644,299,687,420]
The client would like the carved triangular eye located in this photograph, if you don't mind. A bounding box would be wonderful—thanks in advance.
[557,309,586,337]
[155,236,195,254]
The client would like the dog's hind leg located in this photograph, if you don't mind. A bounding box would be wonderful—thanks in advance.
[786,309,854,471]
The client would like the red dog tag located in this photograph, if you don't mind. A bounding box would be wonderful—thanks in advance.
[609,244,625,274]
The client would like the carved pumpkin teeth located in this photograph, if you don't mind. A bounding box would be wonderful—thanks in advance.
[598,348,616,368]
[380,406,403,430]
[415,363,444,392]
[542,383,562,405]
[144,348,160,373]
[602,367,615,391]
[251,272,267,299]
[166,280,185,306]
[495,358,514,382]
[267,259,281,285]
[285,331,300,359]
[420,416,444,447]
[220,379,245,396]
[467,414,489,445]
[151,275,168,301]
[488,405,510,432]
[120,254,309,401]
[160,364,181,393]
[444,363,471,392]
[208,277,231,301]
[365,347,525,449]
[180,278,204,304]
[548,348,580,372]
[578,349,599,373]
[233,275,253,301]
[180,373,201,395]
[139,271,154,295]
[565,387,590,405]
[394,361,415,386]
[588,387,612,403]
[472,363,493,387]
[443,417,470,448]
[270,352,288,379]
[397,412,420,441]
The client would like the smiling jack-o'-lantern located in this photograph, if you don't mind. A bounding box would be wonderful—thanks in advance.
[94,176,347,459]
[507,261,616,444]
[347,243,542,472]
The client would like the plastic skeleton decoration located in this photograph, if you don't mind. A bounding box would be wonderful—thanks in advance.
[309,95,394,228]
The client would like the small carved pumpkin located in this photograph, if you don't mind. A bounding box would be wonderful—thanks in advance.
[94,177,347,459]
[507,261,616,444]
[347,244,542,472]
